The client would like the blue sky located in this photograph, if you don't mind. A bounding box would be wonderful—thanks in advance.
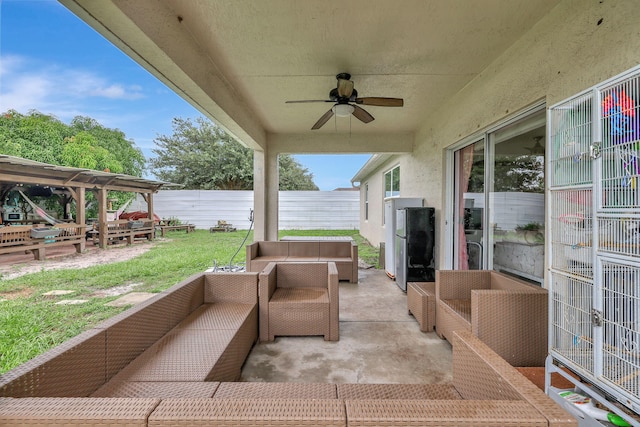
[0,0,370,190]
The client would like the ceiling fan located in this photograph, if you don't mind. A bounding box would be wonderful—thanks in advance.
[285,73,404,130]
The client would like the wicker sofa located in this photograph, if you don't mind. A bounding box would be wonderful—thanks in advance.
[0,328,575,426]
[435,269,548,367]
[246,240,358,283]
[0,271,259,400]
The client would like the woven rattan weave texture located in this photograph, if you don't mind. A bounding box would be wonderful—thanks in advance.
[407,282,436,332]
[435,270,548,366]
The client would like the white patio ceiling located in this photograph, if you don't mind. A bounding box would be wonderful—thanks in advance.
[60,0,560,153]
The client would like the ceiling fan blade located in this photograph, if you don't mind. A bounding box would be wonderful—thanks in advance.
[355,97,404,107]
[352,105,375,124]
[286,100,333,104]
[337,79,354,98]
[311,109,335,130]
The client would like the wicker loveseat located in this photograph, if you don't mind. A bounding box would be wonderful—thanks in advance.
[436,269,548,367]
[0,328,575,426]
[246,240,358,283]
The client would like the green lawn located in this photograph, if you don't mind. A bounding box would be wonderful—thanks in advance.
[0,229,378,374]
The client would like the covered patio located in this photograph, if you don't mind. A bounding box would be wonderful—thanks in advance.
[3,0,640,424]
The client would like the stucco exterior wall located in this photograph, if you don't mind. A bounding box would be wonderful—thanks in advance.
[358,0,640,269]
[358,157,391,247]
[358,154,432,247]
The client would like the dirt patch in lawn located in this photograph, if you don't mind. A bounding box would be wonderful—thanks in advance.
[0,243,156,281]
[0,287,34,300]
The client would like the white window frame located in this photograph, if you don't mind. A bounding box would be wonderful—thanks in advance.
[384,165,400,198]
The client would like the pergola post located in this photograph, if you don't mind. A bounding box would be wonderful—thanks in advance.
[145,192,155,240]
[97,188,108,249]
[74,187,86,253]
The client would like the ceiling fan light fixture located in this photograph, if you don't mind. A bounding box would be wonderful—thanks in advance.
[332,104,354,117]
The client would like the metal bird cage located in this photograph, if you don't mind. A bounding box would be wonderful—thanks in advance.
[548,65,640,423]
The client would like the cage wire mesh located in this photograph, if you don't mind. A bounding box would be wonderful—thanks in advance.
[602,259,640,398]
[550,68,640,413]
[550,271,595,375]
[550,189,595,278]
[549,91,593,188]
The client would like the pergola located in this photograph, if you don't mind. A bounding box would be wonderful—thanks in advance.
[0,154,171,249]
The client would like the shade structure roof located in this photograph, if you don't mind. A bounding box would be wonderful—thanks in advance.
[0,155,172,193]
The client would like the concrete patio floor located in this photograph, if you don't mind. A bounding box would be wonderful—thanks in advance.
[241,268,453,384]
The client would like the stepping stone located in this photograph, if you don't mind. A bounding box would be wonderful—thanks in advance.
[43,290,75,296]
[55,299,88,305]
[105,292,155,307]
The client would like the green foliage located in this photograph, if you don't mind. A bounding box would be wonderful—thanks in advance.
[0,110,144,176]
[469,154,544,193]
[150,117,318,190]
[515,222,543,231]
[0,110,147,218]
[0,110,70,164]
[278,154,319,191]
[69,116,144,176]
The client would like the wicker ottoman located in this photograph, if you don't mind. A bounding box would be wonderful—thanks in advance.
[407,282,436,332]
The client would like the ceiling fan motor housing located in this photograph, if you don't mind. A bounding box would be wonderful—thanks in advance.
[330,88,358,103]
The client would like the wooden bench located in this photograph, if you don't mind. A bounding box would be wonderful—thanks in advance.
[158,224,195,237]
[0,224,86,260]
[0,225,37,256]
[92,219,155,245]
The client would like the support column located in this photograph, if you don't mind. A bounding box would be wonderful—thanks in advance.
[253,148,279,241]
[147,192,155,240]
[76,187,86,227]
[97,188,108,249]
[76,187,86,253]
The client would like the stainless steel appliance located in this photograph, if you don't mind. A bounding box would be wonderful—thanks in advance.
[383,198,422,278]
[395,207,435,292]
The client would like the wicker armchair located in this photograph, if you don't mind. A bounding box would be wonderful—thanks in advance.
[259,262,339,342]
[435,270,548,367]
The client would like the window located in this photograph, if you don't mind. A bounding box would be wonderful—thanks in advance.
[384,166,400,198]
[365,183,369,220]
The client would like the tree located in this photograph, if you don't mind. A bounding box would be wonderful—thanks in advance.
[468,154,544,193]
[0,110,144,176]
[278,155,318,191]
[69,116,145,176]
[0,110,147,218]
[150,117,318,190]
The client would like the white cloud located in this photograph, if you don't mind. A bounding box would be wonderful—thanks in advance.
[0,54,145,115]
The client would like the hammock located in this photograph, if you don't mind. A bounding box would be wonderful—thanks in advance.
[115,197,134,219]
[18,190,63,226]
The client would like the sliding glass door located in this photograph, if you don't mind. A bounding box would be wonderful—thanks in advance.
[489,111,545,283]
[451,107,546,283]
[453,140,484,270]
